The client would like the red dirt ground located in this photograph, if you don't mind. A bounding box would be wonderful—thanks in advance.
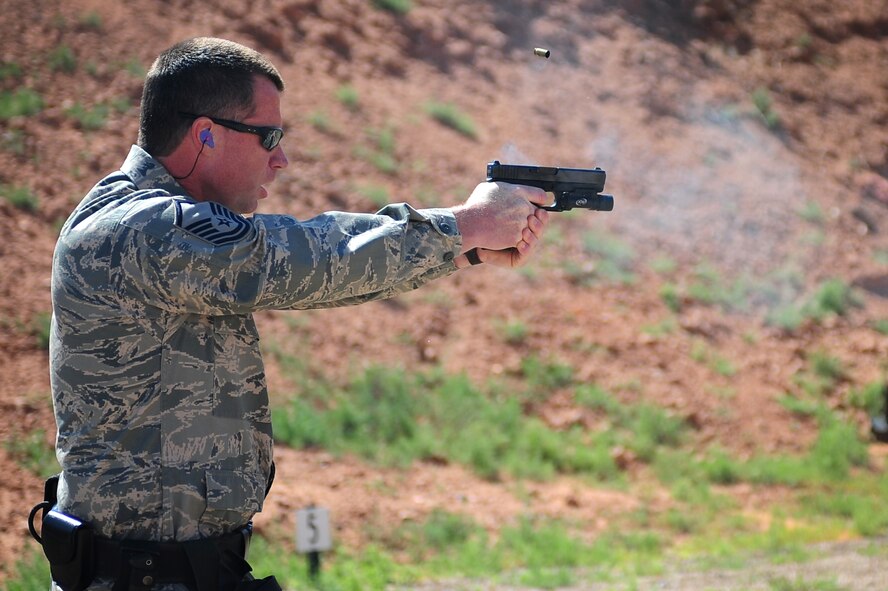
[0,0,886,578]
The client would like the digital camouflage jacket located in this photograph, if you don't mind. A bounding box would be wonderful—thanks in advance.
[50,145,461,541]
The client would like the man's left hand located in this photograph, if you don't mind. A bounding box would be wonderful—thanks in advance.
[455,207,549,269]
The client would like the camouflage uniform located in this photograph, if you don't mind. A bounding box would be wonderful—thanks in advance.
[50,145,461,544]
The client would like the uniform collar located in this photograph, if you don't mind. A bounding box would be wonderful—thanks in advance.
[121,145,192,197]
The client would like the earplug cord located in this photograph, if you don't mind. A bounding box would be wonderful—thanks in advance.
[172,140,208,180]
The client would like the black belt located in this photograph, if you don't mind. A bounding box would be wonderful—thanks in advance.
[93,526,251,590]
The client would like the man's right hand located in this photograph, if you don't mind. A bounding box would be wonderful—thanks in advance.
[451,182,548,252]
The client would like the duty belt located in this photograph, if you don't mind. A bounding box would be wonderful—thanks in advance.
[93,525,251,591]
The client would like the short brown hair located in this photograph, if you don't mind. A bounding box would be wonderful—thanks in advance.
[138,37,284,156]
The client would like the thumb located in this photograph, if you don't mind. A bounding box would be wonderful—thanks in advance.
[473,247,527,268]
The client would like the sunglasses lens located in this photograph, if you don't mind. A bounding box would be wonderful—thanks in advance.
[264,129,283,150]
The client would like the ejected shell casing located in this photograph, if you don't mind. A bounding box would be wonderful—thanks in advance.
[533,47,550,59]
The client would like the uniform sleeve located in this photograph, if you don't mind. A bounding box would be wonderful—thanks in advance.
[116,199,461,314]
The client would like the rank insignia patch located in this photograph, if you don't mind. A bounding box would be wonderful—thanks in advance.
[175,201,253,246]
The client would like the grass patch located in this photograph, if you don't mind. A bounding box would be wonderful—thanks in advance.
[846,379,886,416]
[689,339,737,377]
[0,60,22,80]
[78,10,104,31]
[247,514,663,591]
[799,200,825,224]
[372,0,412,14]
[0,129,26,155]
[0,184,39,212]
[1,545,51,591]
[649,254,677,275]
[494,318,529,346]
[3,428,58,478]
[574,383,686,462]
[0,88,43,120]
[692,413,869,489]
[660,282,681,312]
[48,44,77,73]
[566,228,636,285]
[354,127,399,174]
[767,278,863,331]
[64,98,130,131]
[335,84,360,111]
[65,102,110,130]
[752,87,780,129]
[308,110,334,134]
[769,576,848,591]
[273,365,638,482]
[424,102,478,139]
[686,263,751,311]
[355,184,391,209]
[30,311,52,349]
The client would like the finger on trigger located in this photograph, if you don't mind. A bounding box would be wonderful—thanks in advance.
[523,186,548,207]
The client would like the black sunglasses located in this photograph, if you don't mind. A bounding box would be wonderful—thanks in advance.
[179,112,284,151]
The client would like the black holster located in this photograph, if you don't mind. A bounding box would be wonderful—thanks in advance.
[29,474,95,591]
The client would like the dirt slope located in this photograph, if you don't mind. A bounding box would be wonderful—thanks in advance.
[0,0,886,578]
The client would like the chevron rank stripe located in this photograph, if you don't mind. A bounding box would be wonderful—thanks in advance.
[175,201,253,246]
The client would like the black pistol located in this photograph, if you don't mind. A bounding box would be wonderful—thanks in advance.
[486,161,614,212]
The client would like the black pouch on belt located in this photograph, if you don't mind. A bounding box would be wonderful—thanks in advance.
[41,509,94,591]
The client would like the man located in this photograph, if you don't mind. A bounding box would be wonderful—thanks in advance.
[45,37,548,590]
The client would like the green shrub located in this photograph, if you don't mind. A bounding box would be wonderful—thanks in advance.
[0,129,26,155]
[519,355,574,390]
[686,264,750,311]
[810,418,869,479]
[1,184,39,211]
[78,10,103,30]
[355,127,399,174]
[799,200,824,224]
[65,102,109,130]
[0,60,22,80]
[580,229,636,285]
[48,44,77,73]
[336,84,360,110]
[356,184,391,208]
[700,449,743,485]
[649,255,677,275]
[495,318,529,345]
[307,110,333,133]
[805,279,860,319]
[847,379,886,416]
[629,404,686,461]
[1,545,51,591]
[767,303,805,332]
[0,88,43,120]
[660,282,681,312]
[752,87,780,129]
[4,428,59,478]
[373,0,412,13]
[767,279,862,331]
[31,312,52,349]
[425,102,478,139]
[273,366,620,482]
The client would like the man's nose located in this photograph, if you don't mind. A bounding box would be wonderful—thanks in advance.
[271,146,289,170]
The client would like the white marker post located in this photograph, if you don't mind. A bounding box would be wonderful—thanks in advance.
[295,505,332,580]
